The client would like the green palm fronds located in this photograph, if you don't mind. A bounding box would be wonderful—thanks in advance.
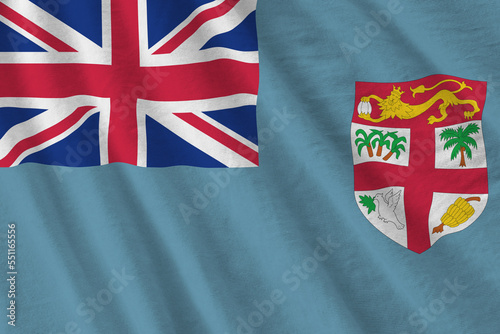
[440,123,480,167]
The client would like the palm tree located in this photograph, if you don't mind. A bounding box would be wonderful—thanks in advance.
[440,123,480,167]
[372,130,396,156]
[355,129,376,157]
[383,134,407,161]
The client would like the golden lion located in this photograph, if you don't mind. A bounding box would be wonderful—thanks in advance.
[358,79,480,124]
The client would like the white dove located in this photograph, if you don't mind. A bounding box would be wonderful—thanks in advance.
[374,190,404,230]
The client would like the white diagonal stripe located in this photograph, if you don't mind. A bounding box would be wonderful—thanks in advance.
[173,0,257,54]
[140,0,258,66]
[195,112,258,152]
[0,96,110,165]
[137,95,258,168]
[2,0,101,53]
[152,112,256,168]
[0,0,111,64]
[0,14,54,51]
[10,108,99,167]
[148,0,225,54]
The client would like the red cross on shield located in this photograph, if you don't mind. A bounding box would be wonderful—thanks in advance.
[351,75,488,253]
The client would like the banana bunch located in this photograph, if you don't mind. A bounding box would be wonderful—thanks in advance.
[441,197,475,228]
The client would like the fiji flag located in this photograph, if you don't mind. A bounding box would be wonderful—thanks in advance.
[0,0,259,168]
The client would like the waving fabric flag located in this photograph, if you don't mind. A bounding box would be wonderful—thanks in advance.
[3,1,500,334]
[0,0,259,168]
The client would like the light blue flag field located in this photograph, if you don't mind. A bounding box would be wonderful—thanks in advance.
[1,1,500,333]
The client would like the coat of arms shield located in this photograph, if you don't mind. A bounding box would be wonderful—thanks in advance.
[351,75,488,253]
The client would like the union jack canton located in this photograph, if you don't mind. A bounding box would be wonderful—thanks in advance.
[0,0,259,168]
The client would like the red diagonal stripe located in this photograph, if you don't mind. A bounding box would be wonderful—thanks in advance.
[153,0,239,54]
[0,106,95,167]
[0,2,77,52]
[174,112,259,166]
